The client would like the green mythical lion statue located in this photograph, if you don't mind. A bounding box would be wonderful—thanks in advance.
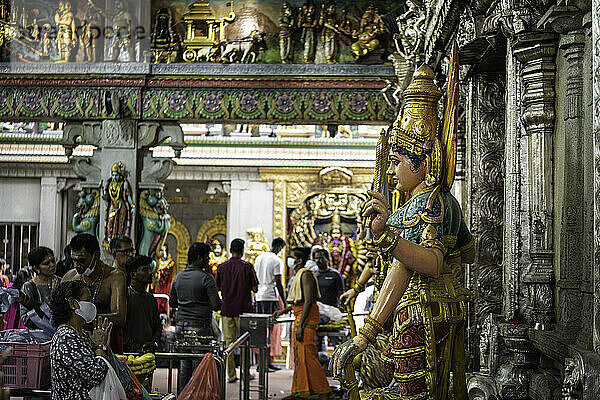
[138,189,171,263]
[72,188,100,238]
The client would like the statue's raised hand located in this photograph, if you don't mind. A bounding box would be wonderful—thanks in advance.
[339,288,357,307]
[362,190,390,237]
[329,334,369,379]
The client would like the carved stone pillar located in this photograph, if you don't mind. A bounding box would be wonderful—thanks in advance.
[554,31,587,342]
[513,33,557,330]
[465,73,506,372]
[592,0,600,353]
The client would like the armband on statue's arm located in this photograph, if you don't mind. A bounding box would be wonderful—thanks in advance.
[358,317,383,343]
[373,226,403,253]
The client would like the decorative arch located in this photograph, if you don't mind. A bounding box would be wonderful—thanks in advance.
[196,215,227,243]
[167,216,191,276]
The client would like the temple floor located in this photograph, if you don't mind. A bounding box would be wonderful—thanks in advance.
[150,365,340,399]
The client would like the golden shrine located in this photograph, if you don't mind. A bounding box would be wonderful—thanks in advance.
[182,0,235,62]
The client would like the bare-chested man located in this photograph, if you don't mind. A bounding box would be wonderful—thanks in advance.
[109,235,135,275]
[62,233,127,353]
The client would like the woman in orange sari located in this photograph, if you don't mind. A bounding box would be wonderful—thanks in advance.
[275,248,332,399]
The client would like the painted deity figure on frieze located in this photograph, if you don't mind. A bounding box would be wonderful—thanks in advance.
[103,161,135,247]
[138,189,170,261]
[73,188,100,238]
[330,47,474,399]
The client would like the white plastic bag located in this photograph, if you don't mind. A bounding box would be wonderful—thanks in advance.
[317,301,343,322]
[89,356,128,400]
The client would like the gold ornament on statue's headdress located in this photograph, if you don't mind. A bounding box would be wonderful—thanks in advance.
[111,161,125,175]
[388,42,459,191]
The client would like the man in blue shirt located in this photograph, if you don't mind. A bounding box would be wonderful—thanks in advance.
[314,248,344,308]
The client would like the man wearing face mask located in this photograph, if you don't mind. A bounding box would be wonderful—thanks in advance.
[254,237,286,371]
[62,233,127,353]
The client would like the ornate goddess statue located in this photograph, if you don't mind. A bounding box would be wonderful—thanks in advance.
[103,161,135,246]
[331,53,474,399]
[54,1,75,62]
[245,227,270,265]
[279,1,295,64]
[138,189,171,260]
[297,0,317,63]
[154,244,175,314]
[321,210,357,283]
[72,188,100,237]
[208,238,227,275]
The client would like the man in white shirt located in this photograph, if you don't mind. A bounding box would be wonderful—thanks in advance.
[254,237,287,371]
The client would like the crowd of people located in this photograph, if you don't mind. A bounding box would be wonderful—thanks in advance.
[0,232,345,399]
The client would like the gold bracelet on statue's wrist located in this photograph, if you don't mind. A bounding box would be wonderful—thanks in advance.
[353,281,365,293]
[374,226,401,253]
[358,317,383,343]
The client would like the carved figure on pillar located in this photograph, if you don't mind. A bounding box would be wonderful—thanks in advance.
[245,227,270,265]
[394,0,426,66]
[72,188,100,238]
[279,1,295,64]
[330,53,474,399]
[103,161,135,246]
[297,0,318,63]
[138,189,170,260]
[54,1,75,62]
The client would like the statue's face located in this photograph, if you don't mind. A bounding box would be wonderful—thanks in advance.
[387,150,427,193]
[331,228,341,240]
[111,171,121,182]
[213,244,222,256]
[58,2,64,11]
[158,246,167,260]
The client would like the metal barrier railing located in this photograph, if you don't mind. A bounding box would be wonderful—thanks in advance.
[223,331,251,400]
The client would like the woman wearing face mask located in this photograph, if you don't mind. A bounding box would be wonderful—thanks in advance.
[49,280,113,400]
[20,247,61,330]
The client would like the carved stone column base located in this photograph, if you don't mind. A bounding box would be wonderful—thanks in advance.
[495,323,536,399]
[523,249,555,330]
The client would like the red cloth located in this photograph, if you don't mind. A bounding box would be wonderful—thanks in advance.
[1,304,25,330]
[216,257,258,317]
